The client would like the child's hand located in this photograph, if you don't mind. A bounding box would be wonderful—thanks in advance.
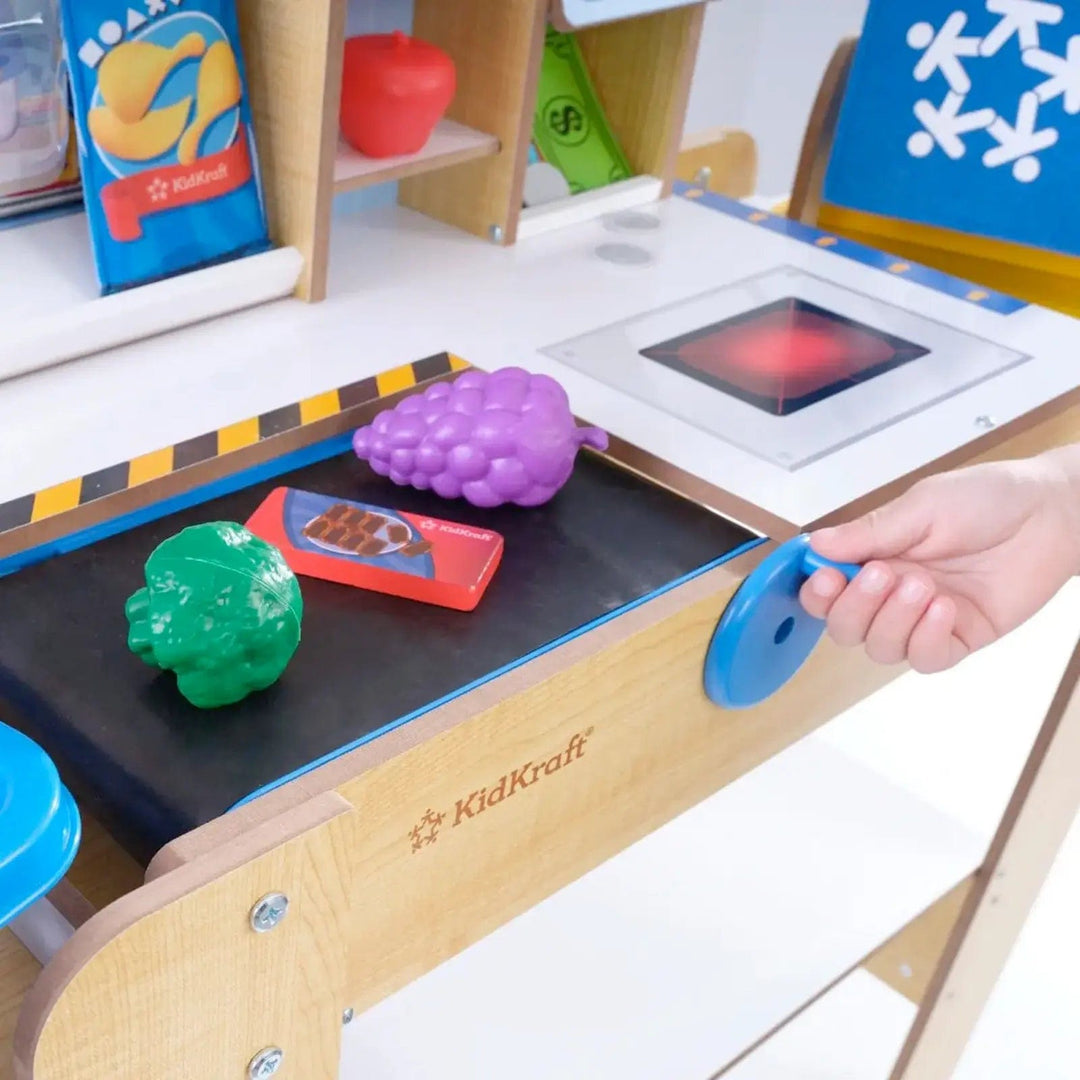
[800,454,1080,673]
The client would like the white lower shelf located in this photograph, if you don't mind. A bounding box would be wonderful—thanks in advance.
[0,209,303,384]
[517,174,664,240]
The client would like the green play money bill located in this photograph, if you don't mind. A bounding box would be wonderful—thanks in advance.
[533,27,633,194]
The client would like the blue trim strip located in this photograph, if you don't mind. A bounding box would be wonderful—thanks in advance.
[674,182,1028,316]
[0,433,355,579]
[230,535,765,810]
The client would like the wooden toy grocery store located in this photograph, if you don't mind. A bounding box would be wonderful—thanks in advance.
[2,0,1079,1077]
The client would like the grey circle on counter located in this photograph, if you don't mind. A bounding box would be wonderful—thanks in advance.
[605,210,661,232]
[594,242,653,267]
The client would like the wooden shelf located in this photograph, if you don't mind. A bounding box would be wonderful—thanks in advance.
[333,120,500,194]
[237,0,707,302]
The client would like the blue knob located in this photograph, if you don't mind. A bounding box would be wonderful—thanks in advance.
[0,722,82,930]
[704,534,861,709]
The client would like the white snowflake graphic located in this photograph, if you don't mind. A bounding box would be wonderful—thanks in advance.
[908,12,982,94]
[905,1,1074,182]
[909,91,996,159]
[980,0,1063,56]
[1024,35,1080,113]
[984,90,1059,179]
[147,178,170,203]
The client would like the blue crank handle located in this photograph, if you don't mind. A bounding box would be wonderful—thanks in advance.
[703,535,864,710]
[801,544,862,586]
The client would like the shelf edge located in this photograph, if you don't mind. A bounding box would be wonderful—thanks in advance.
[2,247,304,386]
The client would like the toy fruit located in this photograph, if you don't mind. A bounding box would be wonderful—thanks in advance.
[125,522,303,709]
[352,367,609,509]
[339,30,456,158]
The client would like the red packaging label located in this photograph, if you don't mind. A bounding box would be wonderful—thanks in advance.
[245,488,503,612]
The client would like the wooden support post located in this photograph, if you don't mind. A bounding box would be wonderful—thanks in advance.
[890,637,1080,1079]
[577,4,706,193]
[788,36,857,226]
[400,0,548,245]
[236,0,347,302]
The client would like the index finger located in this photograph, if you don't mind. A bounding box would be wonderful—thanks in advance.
[799,566,849,620]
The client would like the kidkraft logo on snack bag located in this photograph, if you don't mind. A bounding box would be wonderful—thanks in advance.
[826,0,1080,257]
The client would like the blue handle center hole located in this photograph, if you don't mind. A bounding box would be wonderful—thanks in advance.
[774,616,796,646]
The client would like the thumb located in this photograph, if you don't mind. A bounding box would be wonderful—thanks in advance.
[810,486,933,564]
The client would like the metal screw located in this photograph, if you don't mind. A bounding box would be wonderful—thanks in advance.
[488,224,504,244]
[342,1007,355,1025]
[975,414,997,430]
[250,893,289,933]
[694,166,712,189]
[248,1047,284,1079]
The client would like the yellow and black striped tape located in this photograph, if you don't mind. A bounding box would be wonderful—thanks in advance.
[0,352,468,535]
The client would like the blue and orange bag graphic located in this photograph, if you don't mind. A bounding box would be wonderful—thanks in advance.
[59,0,270,293]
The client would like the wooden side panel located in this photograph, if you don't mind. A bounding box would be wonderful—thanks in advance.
[400,0,547,244]
[577,4,706,191]
[236,0,347,301]
[0,936,38,1080]
[864,879,975,1004]
[677,128,759,199]
[330,557,900,1013]
[17,796,356,1080]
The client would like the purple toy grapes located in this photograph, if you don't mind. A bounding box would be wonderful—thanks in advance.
[352,367,609,508]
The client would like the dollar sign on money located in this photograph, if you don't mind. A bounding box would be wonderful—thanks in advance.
[550,103,583,138]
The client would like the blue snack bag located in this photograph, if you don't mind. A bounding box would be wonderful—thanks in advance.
[58,0,271,293]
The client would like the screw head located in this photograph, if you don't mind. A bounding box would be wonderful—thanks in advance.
[250,893,289,933]
[694,166,712,188]
[342,1007,355,1025]
[975,414,997,430]
[248,1047,284,1079]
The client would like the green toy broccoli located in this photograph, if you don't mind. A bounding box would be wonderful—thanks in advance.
[125,522,303,709]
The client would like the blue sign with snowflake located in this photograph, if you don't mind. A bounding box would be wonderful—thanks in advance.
[825,0,1080,257]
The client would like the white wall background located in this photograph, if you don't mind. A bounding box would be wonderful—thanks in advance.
[686,0,869,194]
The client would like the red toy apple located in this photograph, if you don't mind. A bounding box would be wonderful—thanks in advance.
[340,31,457,158]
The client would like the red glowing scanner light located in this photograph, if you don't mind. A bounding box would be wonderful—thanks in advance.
[340,31,457,159]
[641,298,930,416]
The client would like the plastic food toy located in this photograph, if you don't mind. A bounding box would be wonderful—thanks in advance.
[125,521,303,709]
[339,30,456,158]
[352,366,609,508]
[58,0,270,294]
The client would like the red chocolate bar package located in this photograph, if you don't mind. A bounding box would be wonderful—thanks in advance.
[246,488,503,612]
